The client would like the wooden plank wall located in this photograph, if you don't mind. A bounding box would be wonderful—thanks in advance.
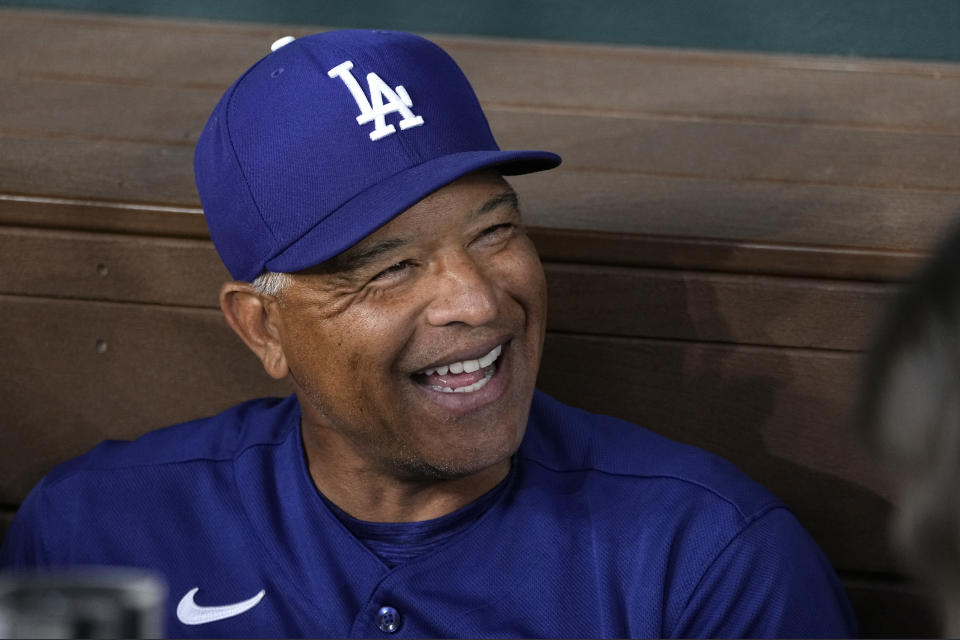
[2,8,960,636]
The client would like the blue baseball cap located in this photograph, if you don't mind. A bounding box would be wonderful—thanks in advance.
[195,29,561,282]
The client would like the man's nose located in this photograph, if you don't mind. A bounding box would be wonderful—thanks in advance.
[424,251,499,327]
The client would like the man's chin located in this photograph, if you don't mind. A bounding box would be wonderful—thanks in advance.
[389,409,527,482]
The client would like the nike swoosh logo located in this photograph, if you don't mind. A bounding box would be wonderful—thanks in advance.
[176,587,266,625]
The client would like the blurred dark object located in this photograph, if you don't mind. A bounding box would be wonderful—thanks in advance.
[859,220,960,636]
[0,568,165,639]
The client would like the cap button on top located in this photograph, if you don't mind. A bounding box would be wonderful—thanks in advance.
[270,35,295,51]
[377,606,401,633]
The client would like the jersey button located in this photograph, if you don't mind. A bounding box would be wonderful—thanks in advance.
[377,606,401,633]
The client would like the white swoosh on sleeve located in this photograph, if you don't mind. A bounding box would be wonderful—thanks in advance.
[176,587,266,625]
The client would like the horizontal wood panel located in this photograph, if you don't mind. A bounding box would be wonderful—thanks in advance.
[1,295,893,573]
[0,137,198,206]
[536,333,893,573]
[511,170,960,258]
[5,78,960,192]
[489,112,960,191]
[0,196,209,238]
[2,9,958,283]
[0,295,291,506]
[545,263,896,351]
[0,192,938,282]
[0,9,274,90]
[457,49,960,135]
[0,227,226,308]
[3,161,958,283]
[1,78,215,145]
[0,9,263,89]
[0,226,897,350]
[532,228,929,283]
[4,8,960,133]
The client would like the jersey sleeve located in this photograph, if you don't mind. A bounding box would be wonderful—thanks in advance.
[0,479,56,569]
[669,506,858,638]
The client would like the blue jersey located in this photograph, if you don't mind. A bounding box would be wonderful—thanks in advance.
[1,392,856,637]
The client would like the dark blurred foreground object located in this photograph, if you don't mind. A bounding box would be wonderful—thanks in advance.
[0,568,165,639]
[859,220,960,636]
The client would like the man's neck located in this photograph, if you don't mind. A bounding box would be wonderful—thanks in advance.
[300,423,511,523]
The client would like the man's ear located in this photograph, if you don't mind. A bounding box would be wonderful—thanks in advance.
[219,282,289,380]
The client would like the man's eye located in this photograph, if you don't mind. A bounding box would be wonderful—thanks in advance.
[371,260,413,281]
[476,223,515,242]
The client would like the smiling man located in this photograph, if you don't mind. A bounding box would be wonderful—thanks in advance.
[2,30,856,637]
[227,170,546,522]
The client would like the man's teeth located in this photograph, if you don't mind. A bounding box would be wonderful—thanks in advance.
[436,373,493,394]
[420,344,502,377]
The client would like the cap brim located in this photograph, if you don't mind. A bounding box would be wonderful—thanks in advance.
[264,149,561,275]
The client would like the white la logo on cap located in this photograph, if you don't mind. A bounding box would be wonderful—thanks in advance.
[327,60,425,141]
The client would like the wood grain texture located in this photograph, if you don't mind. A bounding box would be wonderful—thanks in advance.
[2,148,958,281]
[6,78,959,191]
[0,9,279,89]
[0,227,226,308]
[488,111,960,191]
[2,8,959,282]
[1,78,215,144]
[455,48,960,135]
[0,196,208,238]
[0,189,941,281]
[545,263,896,351]
[0,138,198,206]
[530,228,931,282]
[3,8,960,132]
[510,170,960,266]
[3,130,957,254]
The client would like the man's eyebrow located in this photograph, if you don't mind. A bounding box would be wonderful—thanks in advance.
[473,189,520,219]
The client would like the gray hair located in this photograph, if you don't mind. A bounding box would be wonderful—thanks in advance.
[251,270,293,296]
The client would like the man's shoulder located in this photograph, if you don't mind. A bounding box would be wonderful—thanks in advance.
[2,396,301,569]
[521,391,780,519]
[43,395,299,488]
